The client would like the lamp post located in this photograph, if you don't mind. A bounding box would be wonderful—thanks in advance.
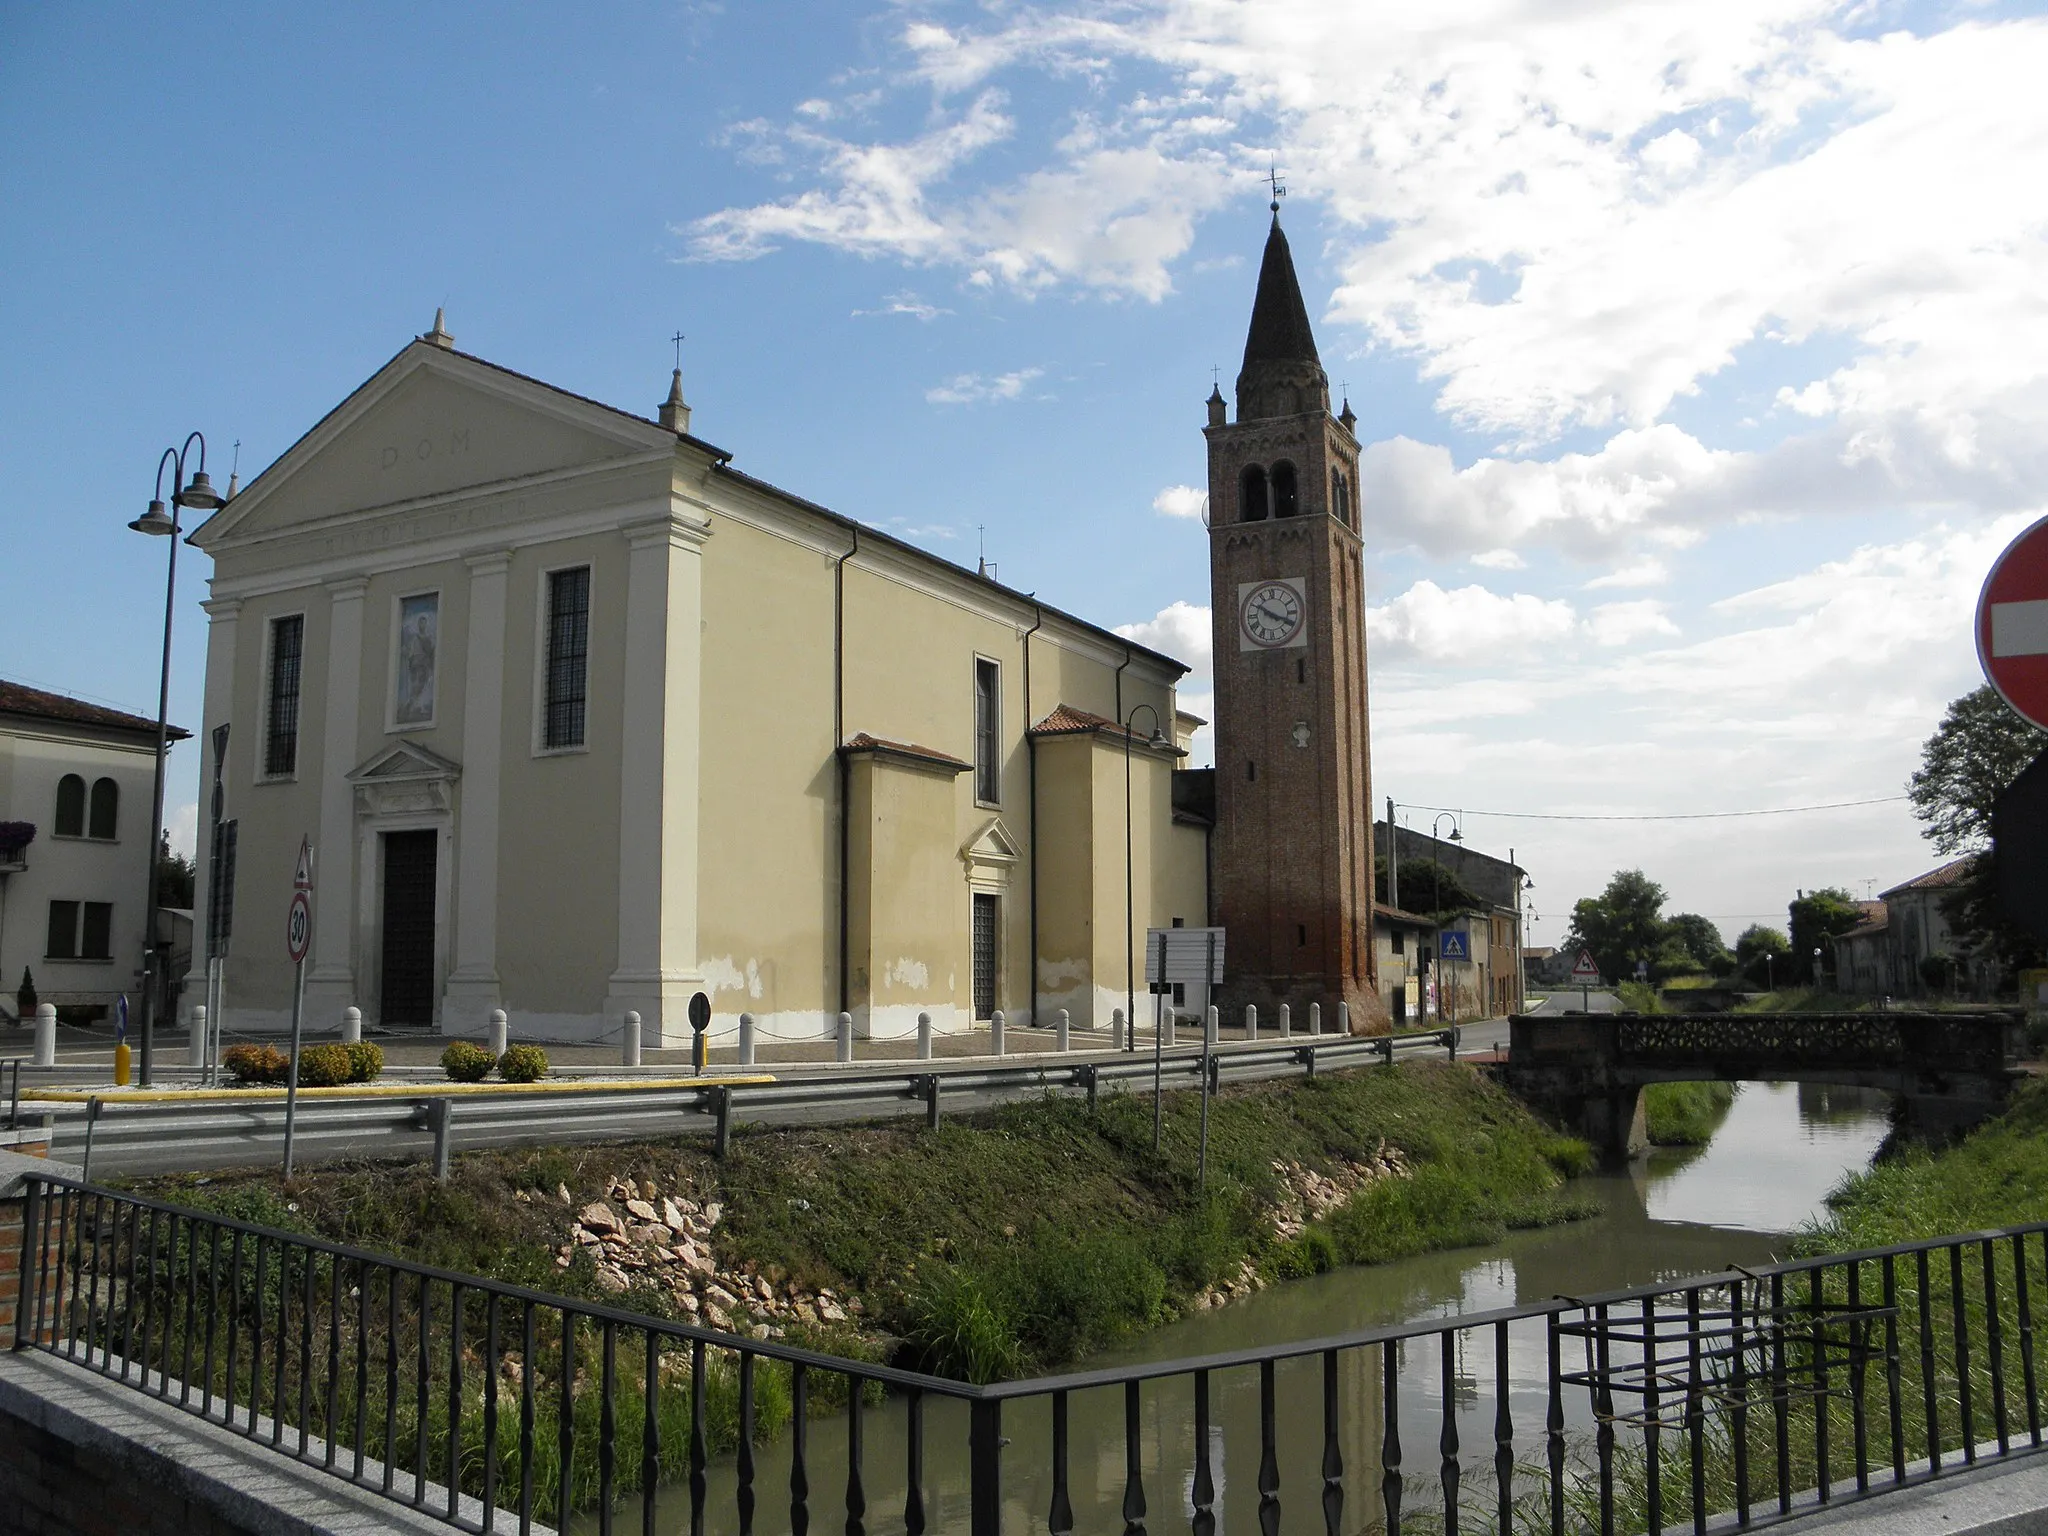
[130,433,225,1085]
[1123,703,1167,1053]
[1430,813,1462,1024]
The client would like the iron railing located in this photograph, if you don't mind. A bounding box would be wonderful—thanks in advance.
[16,1171,2048,1534]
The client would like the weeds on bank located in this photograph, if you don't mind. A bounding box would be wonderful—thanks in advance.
[1641,1081,1738,1146]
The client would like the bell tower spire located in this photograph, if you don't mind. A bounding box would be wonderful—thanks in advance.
[1203,202,1380,1030]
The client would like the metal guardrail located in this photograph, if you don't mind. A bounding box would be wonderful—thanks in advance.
[25,1027,1463,1175]
[16,1172,2048,1535]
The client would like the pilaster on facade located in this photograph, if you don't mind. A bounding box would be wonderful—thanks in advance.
[179,597,242,1022]
[305,578,367,1028]
[443,549,510,1034]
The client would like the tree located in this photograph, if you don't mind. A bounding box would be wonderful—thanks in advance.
[1565,870,1668,983]
[1375,855,1483,918]
[14,967,35,1018]
[1734,925,1789,988]
[1663,912,1732,974]
[1908,684,2046,854]
[156,829,196,909]
[1788,888,1864,984]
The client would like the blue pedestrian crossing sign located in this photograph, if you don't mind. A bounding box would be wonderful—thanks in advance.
[1438,930,1470,961]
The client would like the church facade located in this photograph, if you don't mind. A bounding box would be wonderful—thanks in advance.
[183,213,1388,1045]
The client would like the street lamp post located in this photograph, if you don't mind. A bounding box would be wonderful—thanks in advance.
[130,434,225,1085]
[1123,703,1167,1053]
[1430,813,1462,1023]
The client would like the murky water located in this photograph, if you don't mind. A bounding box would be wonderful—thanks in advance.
[611,1082,1891,1534]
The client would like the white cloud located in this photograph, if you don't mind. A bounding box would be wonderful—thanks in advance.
[926,367,1044,405]
[168,801,198,861]
[1470,548,1524,570]
[852,291,950,321]
[1586,599,1679,647]
[1152,483,1208,520]
[1368,580,1578,664]
[1116,599,1212,679]
[1585,557,1670,590]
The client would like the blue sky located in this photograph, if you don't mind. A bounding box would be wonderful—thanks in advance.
[7,1,2046,946]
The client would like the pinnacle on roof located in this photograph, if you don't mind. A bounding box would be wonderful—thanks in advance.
[1241,215,1320,370]
[659,367,692,433]
[424,307,454,349]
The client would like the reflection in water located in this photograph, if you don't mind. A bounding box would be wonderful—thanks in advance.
[606,1081,1891,1534]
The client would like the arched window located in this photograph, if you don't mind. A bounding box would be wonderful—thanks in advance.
[88,777,118,840]
[1238,464,1269,522]
[1331,468,1352,527]
[54,774,85,837]
[1272,461,1299,517]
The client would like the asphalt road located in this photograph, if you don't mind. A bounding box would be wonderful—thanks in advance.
[1526,987,1620,1014]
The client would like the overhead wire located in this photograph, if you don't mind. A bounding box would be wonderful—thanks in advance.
[1400,795,1909,824]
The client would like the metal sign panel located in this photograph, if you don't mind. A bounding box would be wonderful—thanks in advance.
[1146,927,1226,985]
[292,837,315,891]
[286,889,312,965]
[207,818,237,959]
[1570,948,1602,982]
[1439,930,1471,962]
[1994,747,2048,942]
[1978,514,2048,729]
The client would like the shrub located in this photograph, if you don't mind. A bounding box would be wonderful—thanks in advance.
[222,1042,289,1085]
[498,1044,550,1083]
[903,1265,1024,1384]
[441,1040,495,1082]
[294,1043,353,1087]
[343,1040,385,1082]
[15,966,35,1016]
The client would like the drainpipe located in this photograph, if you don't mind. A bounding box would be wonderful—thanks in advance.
[835,527,859,1017]
[1022,601,1044,1028]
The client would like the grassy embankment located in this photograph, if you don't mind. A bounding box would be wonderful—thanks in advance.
[1640,1080,1738,1146]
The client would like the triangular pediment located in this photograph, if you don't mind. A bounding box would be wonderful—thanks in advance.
[194,341,676,546]
[348,740,461,783]
[962,818,1022,868]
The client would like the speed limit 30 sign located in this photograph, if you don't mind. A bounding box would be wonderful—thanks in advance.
[286,836,314,965]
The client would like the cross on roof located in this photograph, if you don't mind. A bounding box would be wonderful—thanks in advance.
[671,331,685,371]
[1266,165,1287,212]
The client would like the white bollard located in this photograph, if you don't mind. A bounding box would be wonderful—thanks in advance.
[623,1010,642,1067]
[1111,1008,1125,1047]
[1309,1002,1322,1036]
[1055,1009,1070,1053]
[188,1006,207,1068]
[343,1006,363,1045]
[487,1008,506,1058]
[1337,1002,1350,1036]
[991,1009,1005,1057]
[838,1011,854,1064]
[1205,1005,1219,1049]
[738,1012,756,1067]
[1164,1008,1176,1047]
[1278,1003,1292,1039]
[1245,1003,1258,1041]
[917,1012,933,1060]
[33,1003,55,1067]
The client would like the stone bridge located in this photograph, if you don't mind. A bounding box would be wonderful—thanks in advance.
[1504,1011,2026,1160]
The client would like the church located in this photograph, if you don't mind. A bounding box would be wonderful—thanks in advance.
[182,210,1381,1044]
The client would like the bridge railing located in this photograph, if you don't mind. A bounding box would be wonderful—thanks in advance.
[1511,1010,2024,1076]
[16,1170,2048,1534]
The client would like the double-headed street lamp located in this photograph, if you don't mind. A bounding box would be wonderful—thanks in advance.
[1123,702,1168,1052]
[130,433,225,1085]
[1430,813,1462,1021]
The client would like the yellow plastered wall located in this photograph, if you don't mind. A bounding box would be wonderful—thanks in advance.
[845,752,970,1035]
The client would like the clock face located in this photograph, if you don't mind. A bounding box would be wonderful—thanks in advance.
[1239,580,1305,648]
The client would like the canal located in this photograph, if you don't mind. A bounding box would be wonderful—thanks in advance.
[615,1081,1892,1534]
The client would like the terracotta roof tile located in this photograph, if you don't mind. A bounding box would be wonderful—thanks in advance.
[1880,856,1978,898]
[0,680,189,741]
[839,733,969,771]
[1031,705,1182,754]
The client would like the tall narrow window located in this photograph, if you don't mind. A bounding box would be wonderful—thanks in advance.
[1238,464,1269,522]
[544,566,591,750]
[88,777,118,840]
[45,901,78,959]
[54,774,85,836]
[1272,461,1300,517]
[973,657,1001,804]
[972,893,999,1020]
[1331,468,1352,527]
[80,902,112,960]
[265,614,305,777]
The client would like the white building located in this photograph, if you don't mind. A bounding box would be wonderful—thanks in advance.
[0,681,184,1024]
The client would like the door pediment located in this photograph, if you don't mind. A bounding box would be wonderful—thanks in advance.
[962,818,1022,878]
[195,342,676,547]
[349,740,461,817]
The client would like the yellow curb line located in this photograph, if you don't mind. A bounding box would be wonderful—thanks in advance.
[24,1074,778,1105]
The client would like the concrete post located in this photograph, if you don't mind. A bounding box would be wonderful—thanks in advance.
[991,1009,1005,1057]
[1309,1002,1322,1036]
[1245,1004,1258,1041]
[188,1007,207,1068]
[428,1098,454,1182]
[1164,1008,1176,1047]
[487,1009,506,1059]
[917,1012,933,1060]
[1111,1008,1125,1046]
[837,1012,854,1064]
[1205,1005,1219,1048]
[738,1012,755,1067]
[623,1010,642,1067]
[1337,1002,1350,1036]
[1277,1003,1291,1039]
[342,1006,362,1045]
[33,1005,54,1068]
[1055,1009,1070,1053]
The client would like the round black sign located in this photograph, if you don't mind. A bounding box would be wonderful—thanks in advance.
[688,991,711,1033]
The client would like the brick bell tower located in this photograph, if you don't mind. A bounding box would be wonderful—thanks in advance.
[1206,206,1383,1031]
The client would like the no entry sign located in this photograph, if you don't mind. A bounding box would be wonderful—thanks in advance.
[1978,515,2048,729]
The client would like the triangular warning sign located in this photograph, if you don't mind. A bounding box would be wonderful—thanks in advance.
[293,837,315,891]
[1569,948,1601,982]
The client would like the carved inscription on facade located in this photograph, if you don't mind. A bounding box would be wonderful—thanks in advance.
[379,428,471,472]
